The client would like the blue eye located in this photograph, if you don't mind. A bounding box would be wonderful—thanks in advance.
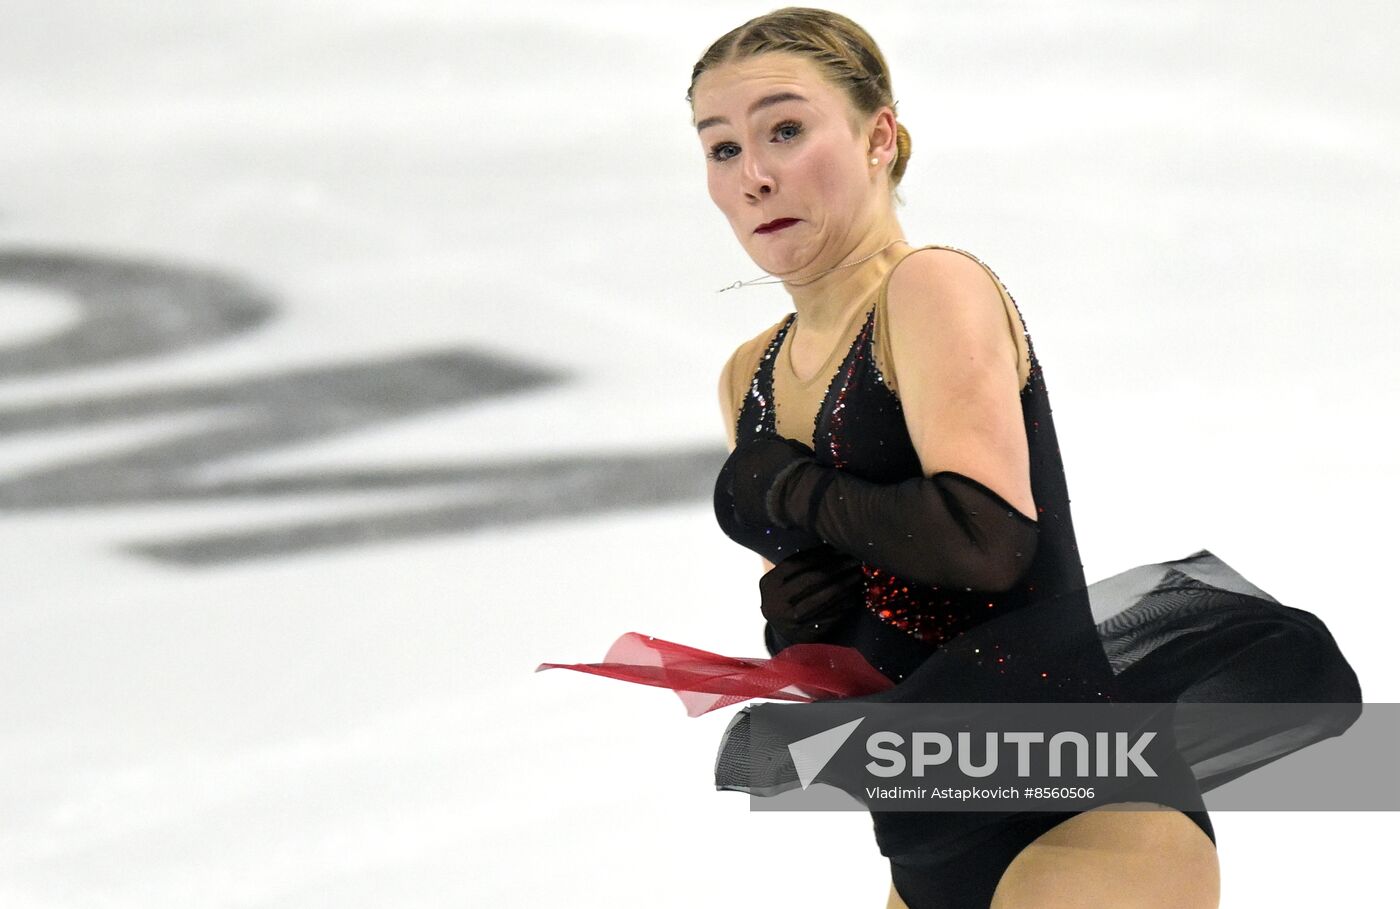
[707,120,804,163]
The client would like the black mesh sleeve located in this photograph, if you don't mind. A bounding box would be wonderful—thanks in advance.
[763,465,1041,591]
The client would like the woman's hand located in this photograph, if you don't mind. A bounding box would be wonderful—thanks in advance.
[759,544,866,644]
[722,435,818,527]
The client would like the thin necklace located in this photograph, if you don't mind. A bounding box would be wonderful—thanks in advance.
[716,238,907,292]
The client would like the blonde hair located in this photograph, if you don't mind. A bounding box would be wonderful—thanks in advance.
[686,7,912,205]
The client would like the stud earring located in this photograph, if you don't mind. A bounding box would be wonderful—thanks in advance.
[870,156,879,166]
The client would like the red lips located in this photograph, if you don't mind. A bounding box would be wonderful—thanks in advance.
[755,218,799,234]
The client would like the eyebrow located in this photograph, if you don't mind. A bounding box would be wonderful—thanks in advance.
[695,91,809,132]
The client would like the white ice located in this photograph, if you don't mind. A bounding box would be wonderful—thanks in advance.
[0,2,1395,907]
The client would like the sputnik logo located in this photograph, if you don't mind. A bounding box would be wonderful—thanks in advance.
[788,717,865,790]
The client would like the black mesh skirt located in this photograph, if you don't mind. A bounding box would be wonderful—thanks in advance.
[713,549,1362,858]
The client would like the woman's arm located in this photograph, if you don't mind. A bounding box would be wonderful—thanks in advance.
[883,247,1035,521]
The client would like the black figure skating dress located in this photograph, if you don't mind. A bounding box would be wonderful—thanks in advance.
[539,244,1362,909]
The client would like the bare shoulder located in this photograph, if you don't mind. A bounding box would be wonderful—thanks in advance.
[882,245,1029,391]
[885,246,1006,326]
[882,246,1020,385]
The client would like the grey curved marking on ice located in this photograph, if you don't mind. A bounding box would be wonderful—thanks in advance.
[0,248,272,376]
[0,249,724,565]
[124,447,724,564]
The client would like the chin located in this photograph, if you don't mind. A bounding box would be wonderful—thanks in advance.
[743,237,803,269]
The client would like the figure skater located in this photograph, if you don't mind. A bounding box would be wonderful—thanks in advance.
[540,8,1361,907]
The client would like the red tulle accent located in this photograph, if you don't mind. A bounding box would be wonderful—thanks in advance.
[535,632,895,717]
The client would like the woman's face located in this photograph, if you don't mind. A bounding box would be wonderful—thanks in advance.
[692,52,880,277]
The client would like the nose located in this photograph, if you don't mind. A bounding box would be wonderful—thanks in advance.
[741,150,773,198]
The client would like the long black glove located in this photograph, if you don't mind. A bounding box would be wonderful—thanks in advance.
[714,436,827,565]
[759,544,867,644]
[721,436,1039,592]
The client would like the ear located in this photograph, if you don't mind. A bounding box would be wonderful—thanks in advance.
[865,105,898,162]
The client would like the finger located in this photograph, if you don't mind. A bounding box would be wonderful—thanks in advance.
[791,574,867,615]
[801,570,866,607]
[795,591,864,627]
[779,560,865,604]
[770,550,838,585]
[783,546,861,579]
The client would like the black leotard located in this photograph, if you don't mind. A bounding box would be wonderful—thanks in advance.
[718,245,1096,688]
[712,244,1361,908]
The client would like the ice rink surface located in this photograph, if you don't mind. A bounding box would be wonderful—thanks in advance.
[1,1,1395,906]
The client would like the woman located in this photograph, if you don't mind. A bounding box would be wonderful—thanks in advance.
[699,13,1223,906]
[541,8,1361,907]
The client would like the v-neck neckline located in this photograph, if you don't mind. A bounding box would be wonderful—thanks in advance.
[778,302,875,389]
[764,305,877,447]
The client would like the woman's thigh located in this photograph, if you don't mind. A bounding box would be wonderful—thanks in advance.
[988,803,1219,909]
